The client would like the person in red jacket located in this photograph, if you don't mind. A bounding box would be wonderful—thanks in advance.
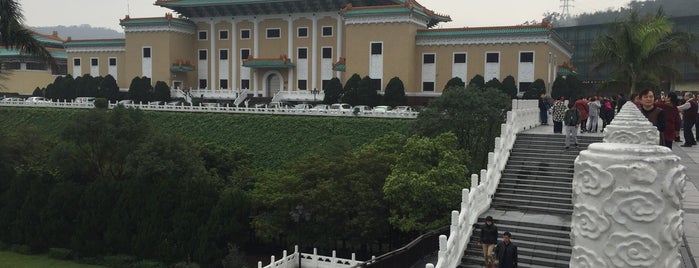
[573,96,589,133]
[656,92,681,149]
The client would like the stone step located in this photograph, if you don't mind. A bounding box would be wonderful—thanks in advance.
[518,133,604,140]
[491,198,573,210]
[469,230,571,249]
[465,241,572,260]
[502,169,573,178]
[509,147,584,156]
[494,192,572,204]
[504,164,574,173]
[507,155,577,164]
[499,177,572,188]
[513,137,601,144]
[491,202,573,215]
[461,249,570,268]
[499,173,574,183]
[497,182,572,194]
[512,144,591,151]
[495,188,571,199]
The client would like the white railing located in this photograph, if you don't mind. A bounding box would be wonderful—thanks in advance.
[259,246,363,268]
[179,88,241,100]
[233,88,251,107]
[275,90,325,102]
[0,100,419,119]
[427,99,540,268]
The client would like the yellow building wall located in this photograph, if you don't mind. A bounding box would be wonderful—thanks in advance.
[0,70,58,95]
[258,19,289,58]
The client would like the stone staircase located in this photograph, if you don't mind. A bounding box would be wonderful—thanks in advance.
[458,132,603,268]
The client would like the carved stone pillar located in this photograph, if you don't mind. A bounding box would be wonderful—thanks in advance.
[570,102,686,268]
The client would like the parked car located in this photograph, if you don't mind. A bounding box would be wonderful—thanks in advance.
[74,97,96,103]
[309,104,329,112]
[292,103,313,110]
[25,97,50,103]
[352,105,372,114]
[0,97,24,103]
[373,105,391,112]
[329,103,352,112]
[394,106,415,112]
[148,101,165,105]
[166,100,183,106]
[268,101,290,109]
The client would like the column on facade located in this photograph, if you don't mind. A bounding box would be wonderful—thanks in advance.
[253,17,259,96]
[311,15,318,92]
[570,102,686,268]
[287,16,294,92]
[231,19,238,91]
[210,19,217,90]
[336,15,343,78]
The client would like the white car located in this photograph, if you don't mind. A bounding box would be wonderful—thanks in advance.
[373,106,391,112]
[25,97,50,103]
[394,106,415,112]
[309,104,329,112]
[0,97,24,103]
[352,105,372,114]
[74,97,96,103]
[329,103,352,112]
[292,103,313,110]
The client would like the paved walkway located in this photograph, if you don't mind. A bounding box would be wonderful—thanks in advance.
[526,124,699,268]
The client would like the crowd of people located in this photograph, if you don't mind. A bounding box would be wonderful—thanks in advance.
[538,90,699,150]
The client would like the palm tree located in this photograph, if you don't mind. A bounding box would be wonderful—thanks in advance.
[0,0,57,72]
[591,9,699,95]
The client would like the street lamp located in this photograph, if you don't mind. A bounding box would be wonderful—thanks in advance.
[290,205,311,268]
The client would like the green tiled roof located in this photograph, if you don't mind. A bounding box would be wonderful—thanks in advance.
[156,0,295,6]
[33,35,64,46]
[120,17,195,28]
[0,48,67,59]
[332,64,346,72]
[65,39,126,48]
[155,0,402,18]
[416,27,550,38]
[558,67,577,76]
[242,60,294,68]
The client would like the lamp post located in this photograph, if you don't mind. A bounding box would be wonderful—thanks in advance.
[290,205,311,268]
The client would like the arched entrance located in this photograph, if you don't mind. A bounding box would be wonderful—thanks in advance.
[262,71,284,97]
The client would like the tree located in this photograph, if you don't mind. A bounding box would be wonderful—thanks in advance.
[357,75,380,106]
[416,86,511,170]
[32,87,43,97]
[500,75,518,99]
[523,79,546,99]
[341,73,362,105]
[444,77,466,91]
[383,133,470,232]
[153,80,171,102]
[99,74,119,101]
[551,75,570,99]
[383,77,406,107]
[592,9,699,94]
[323,77,343,104]
[0,0,58,75]
[566,75,583,98]
[468,74,485,88]
[128,76,152,103]
[485,78,502,89]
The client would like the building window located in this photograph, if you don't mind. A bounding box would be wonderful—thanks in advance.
[109,58,117,66]
[454,53,466,63]
[199,79,207,89]
[73,58,81,66]
[423,82,435,91]
[520,52,534,63]
[220,79,228,89]
[241,49,250,60]
[298,79,307,90]
[322,26,333,37]
[423,54,435,64]
[486,52,499,63]
[199,50,208,60]
[220,49,228,60]
[143,47,151,58]
[371,42,382,55]
[91,58,98,66]
[297,48,308,59]
[322,47,332,59]
[198,31,208,40]
[219,30,229,40]
[266,28,281,39]
[519,82,532,92]
[297,27,308,38]
[241,79,250,89]
[240,29,250,39]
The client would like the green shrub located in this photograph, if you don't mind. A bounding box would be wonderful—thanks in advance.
[133,260,166,268]
[103,254,137,268]
[0,241,8,250]
[173,262,201,268]
[48,247,73,260]
[15,244,33,255]
[93,98,108,109]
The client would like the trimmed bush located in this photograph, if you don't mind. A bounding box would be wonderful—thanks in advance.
[104,254,137,268]
[133,260,166,268]
[93,98,108,109]
[48,247,73,260]
[173,262,201,268]
[0,241,8,250]
[14,244,33,255]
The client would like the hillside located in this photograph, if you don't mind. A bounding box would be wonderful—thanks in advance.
[29,25,124,40]
[0,107,413,168]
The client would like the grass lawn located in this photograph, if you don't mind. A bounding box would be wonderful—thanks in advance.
[0,251,106,268]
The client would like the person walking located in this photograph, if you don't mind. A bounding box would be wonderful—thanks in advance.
[600,97,615,131]
[656,92,681,149]
[616,93,627,113]
[478,216,498,267]
[539,93,551,125]
[563,102,581,150]
[587,96,601,133]
[494,232,518,268]
[551,96,566,134]
[677,92,698,147]
[573,96,589,133]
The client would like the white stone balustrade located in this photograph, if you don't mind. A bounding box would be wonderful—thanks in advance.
[570,101,686,268]
[258,246,361,268]
[427,100,541,268]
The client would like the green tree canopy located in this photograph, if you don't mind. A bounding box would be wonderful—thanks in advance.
[551,75,570,99]
[592,9,699,94]
[444,77,466,91]
[523,79,546,99]
[357,75,380,106]
[153,80,171,102]
[468,74,485,88]
[500,75,518,99]
[485,78,502,90]
[323,77,343,104]
[383,77,406,107]
[341,73,362,105]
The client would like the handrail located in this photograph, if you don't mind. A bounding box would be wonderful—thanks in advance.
[351,226,449,268]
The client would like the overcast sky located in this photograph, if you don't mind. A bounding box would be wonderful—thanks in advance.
[20,0,632,32]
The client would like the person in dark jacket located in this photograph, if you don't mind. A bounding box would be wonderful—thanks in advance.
[656,92,681,149]
[495,232,518,268]
[538,94,550,125]
[478,216,498,266]
[563,102,581,150]
[639,89,666,146]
